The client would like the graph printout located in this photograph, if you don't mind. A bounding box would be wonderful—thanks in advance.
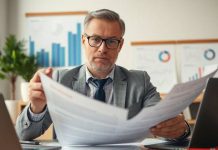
[179,43,218,82]
[132,45,177,93]
[40,69,217,146]
[27,14,86,67]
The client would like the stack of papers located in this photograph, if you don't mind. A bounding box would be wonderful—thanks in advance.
[40,69,217,146]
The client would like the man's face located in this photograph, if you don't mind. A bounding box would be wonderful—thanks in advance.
[82,18,124,76]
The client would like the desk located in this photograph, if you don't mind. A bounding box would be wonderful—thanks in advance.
[22,141,149,150]
[21,139,189,150]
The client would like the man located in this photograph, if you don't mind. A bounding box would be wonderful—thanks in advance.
[16,9,190,141]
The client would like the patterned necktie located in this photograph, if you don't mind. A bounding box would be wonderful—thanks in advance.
[92,78,109,102]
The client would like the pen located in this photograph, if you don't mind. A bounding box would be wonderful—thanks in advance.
[20,140,40,145]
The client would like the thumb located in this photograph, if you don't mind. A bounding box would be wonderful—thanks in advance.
[45,67,53,78]
[31,70,42,82]
[30,67,53,82]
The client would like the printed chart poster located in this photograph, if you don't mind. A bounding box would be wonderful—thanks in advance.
[132,45,177,93]
[26,13,86,67]
[179,43,218,82]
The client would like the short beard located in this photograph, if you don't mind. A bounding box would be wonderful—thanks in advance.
[90,62,112,73]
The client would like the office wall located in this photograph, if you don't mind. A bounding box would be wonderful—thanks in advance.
[0,0,7,46]
[6,0,218,98]
[0,0,10,99]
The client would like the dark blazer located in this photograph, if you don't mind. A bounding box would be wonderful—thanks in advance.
[16,65,161,140]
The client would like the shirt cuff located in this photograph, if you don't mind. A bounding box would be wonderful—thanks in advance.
[28,105,47,122]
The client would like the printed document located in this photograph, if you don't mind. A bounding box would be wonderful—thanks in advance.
[40,69,217,146]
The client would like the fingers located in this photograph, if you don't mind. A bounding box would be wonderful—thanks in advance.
[150,115,187,139]
[28,67,52,100]
[29,90,45,100]
[28,67,53,113]
[156,115,184,128]
[29,82,43,90]
[151,123,185,138]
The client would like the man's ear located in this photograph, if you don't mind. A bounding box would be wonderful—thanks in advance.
[118,38,124,52]
[82,34,86,45]
[81,34,86,49]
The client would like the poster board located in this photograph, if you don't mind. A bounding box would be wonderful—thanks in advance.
[25,11,88,67]
[131,41,178,93]
[178,39,218,82]
[131,39,218,121]
[131,39,218,93]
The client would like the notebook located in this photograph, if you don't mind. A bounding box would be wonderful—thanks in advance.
[144,78,218,149]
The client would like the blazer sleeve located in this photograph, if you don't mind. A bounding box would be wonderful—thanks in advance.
[15,104,52,140]
[142,71,161,107]
[14,69,67,140]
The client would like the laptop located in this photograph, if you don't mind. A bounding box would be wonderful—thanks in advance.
[0,93,61,150]
[145,78,218,149]
[0,93,22,150]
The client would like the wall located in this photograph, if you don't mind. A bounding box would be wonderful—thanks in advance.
[0,0,10,99]
[6,0,218,98]
[0,0,7,46]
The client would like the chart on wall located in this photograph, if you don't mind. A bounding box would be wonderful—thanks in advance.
[132,43,177,93]
[179,43,218,82]
[26,12,87,67]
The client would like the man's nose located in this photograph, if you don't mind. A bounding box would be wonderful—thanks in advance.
[98,40,108,53]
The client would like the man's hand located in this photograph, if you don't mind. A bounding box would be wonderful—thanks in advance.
[28,67,53,114]
[150,114,187,139]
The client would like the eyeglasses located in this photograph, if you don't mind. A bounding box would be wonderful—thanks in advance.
[84,33,121,49]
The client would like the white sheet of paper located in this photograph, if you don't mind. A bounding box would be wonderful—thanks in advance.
[141,138,168,146]
[40,69,217,146]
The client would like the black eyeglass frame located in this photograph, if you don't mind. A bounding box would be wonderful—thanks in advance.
[84,33,122,49]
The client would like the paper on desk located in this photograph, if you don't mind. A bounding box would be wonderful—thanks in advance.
[40,69,217,146]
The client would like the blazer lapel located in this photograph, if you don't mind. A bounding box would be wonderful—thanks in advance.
[61,65,127,107]
[72,65,86,95]
[113,66,127,108]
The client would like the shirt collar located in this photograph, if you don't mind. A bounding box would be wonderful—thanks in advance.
[85,65,115,83]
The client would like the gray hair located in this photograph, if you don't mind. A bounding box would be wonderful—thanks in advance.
[84,9,125,36]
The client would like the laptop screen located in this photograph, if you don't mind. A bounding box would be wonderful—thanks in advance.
[0,93,22,150]
[189,78,218,148]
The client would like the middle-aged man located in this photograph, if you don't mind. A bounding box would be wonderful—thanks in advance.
[16,9,190,141]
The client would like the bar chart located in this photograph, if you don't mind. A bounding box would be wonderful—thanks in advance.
[27,14,85,67]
